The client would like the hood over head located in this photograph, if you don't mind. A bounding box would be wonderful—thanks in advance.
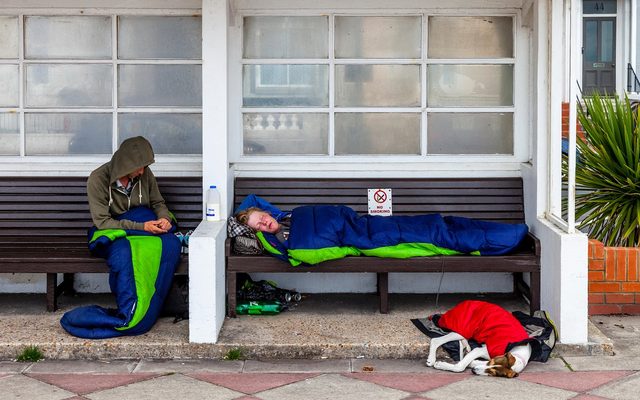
[109,136,155,183]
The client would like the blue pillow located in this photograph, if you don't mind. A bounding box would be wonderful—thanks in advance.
[235,194,289,221]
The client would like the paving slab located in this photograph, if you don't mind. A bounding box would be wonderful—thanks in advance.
[0,374,75,400]
[27,373,161,395]
[518,370,632,393]
[189,372,319,394]
[563,355,640,371]
[133,359,243,373]
[522,357,570,372]
[351,358,431,373]
[0,360,30,373]
[244,358,350,373]
[255,373,409,400]
[589,371,640,400]
[24,359,136,374]
[345,372,468,393]
[85,373,242,400]
[422,375,578,400]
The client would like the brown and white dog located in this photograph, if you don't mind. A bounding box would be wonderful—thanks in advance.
[425,300,532,378]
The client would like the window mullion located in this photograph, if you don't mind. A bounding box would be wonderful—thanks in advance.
[18,13,25,157]
[329,13,335,157]
[112,13,118,152]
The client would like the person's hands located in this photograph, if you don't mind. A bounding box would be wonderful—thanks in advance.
[143,219,170,234]
[157,217,172,231]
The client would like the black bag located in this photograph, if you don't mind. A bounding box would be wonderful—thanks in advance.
[161,275,189,322]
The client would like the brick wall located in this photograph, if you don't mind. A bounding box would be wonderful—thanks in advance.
[561,102,586,140]
[588,239,640,314]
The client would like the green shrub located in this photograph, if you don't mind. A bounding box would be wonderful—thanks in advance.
[223,347,244,360]
[16,345,43,362]
[568,93,640,246]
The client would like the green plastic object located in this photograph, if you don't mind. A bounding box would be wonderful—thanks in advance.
[236,301,282,315]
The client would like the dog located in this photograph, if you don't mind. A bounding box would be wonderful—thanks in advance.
[425,300,532,378]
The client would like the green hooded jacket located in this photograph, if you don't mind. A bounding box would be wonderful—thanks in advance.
[87,136,171,231]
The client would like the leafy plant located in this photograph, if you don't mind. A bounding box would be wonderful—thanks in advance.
[16,345,44,362]
[567,93,640,246]
[223,347,244,360]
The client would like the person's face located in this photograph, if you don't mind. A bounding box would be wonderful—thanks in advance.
[246,211,280,233]
[128,167,145,179]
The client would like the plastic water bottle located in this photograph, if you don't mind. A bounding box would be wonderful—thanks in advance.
[206,185,221,221]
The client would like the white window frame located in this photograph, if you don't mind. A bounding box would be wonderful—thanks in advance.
[0,7,202,176]
[230,6,529,174]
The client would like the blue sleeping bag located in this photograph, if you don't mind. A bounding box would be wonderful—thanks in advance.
[237,196,529,266]
[60,207,181,339]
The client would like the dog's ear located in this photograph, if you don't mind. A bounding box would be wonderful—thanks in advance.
[487,353,519,378]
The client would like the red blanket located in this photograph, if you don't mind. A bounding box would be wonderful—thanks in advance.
[437,300,530,357]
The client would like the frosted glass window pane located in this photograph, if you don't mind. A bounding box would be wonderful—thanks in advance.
[427,113,513,154]
[244,16,328,59]
[243,113,327,155]
[0,113,19,155]
[335,16,421,59]
[26,64,112,107]
[0,65,19,107]
[585,21,598,62]
[119,16,201,59]
[336,65,420,107]
[119,114,202,154]
[25,113,112,155]
[0,16,19,59]
[119,65,202,107]
[243,65,328,107]
[335,113,420,155]
[429,17,513,59]
[428,65,513,107]
[601,21,614,62]
[25,16,111,59]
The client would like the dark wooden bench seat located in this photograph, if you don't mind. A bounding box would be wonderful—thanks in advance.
[0,177,202,311]
[226,177,541,316]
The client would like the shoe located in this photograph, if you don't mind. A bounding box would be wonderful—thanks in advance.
[183,230,193,254]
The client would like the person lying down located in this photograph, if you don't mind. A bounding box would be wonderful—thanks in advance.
[233,195,529,266]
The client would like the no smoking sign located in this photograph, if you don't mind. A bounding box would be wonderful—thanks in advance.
[368,188,392,216]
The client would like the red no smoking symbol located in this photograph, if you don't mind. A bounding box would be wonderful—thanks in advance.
[374,190,387,203]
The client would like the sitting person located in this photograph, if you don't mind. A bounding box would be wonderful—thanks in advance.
[233,196,529,266]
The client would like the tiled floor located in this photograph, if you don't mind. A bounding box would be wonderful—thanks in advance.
[1,359,639,400]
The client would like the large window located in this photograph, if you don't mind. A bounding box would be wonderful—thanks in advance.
[0,15,202,156]
[241,15,515,157]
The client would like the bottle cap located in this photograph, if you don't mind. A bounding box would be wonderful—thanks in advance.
[210,185,217,189]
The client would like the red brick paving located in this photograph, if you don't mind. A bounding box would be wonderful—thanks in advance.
[518,371,631,393]
[345,372,469,393]
[26,373,161,395]
[568,395,613,400]
[188,372,319,394]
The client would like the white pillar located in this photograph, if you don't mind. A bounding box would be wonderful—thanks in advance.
[189,0,229,343]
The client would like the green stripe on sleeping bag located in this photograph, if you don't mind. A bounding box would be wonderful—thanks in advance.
[256,232,302,266]
[116,236,162,331]
[287,246,361,265]
[90,229,127,243]
[359,242,464,258]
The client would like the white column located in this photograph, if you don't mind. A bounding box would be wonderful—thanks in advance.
[189,0,229,343]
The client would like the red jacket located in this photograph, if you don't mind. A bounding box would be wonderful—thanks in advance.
[436,300,530,357]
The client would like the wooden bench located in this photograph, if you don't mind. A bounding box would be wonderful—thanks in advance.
[226,177,541,317]
[0,176,202,311]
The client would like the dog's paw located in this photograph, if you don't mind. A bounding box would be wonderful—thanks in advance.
[472,365,490,376]
[425,357,435,367]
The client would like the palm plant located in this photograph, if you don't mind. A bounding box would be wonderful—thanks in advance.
[567,93,640,246]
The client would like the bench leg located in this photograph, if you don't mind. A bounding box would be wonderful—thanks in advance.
[377,272,389,314]
[227,271,237,318]
[46,273,57,312]
[530,270,541,315]
[62,273,76,296]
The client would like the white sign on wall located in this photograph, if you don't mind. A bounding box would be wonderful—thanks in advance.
[368,188,392,216]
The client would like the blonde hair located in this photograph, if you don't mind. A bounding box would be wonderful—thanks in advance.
[235,207,265,226]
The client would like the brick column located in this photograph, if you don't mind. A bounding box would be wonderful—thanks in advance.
[588,239,640,314]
